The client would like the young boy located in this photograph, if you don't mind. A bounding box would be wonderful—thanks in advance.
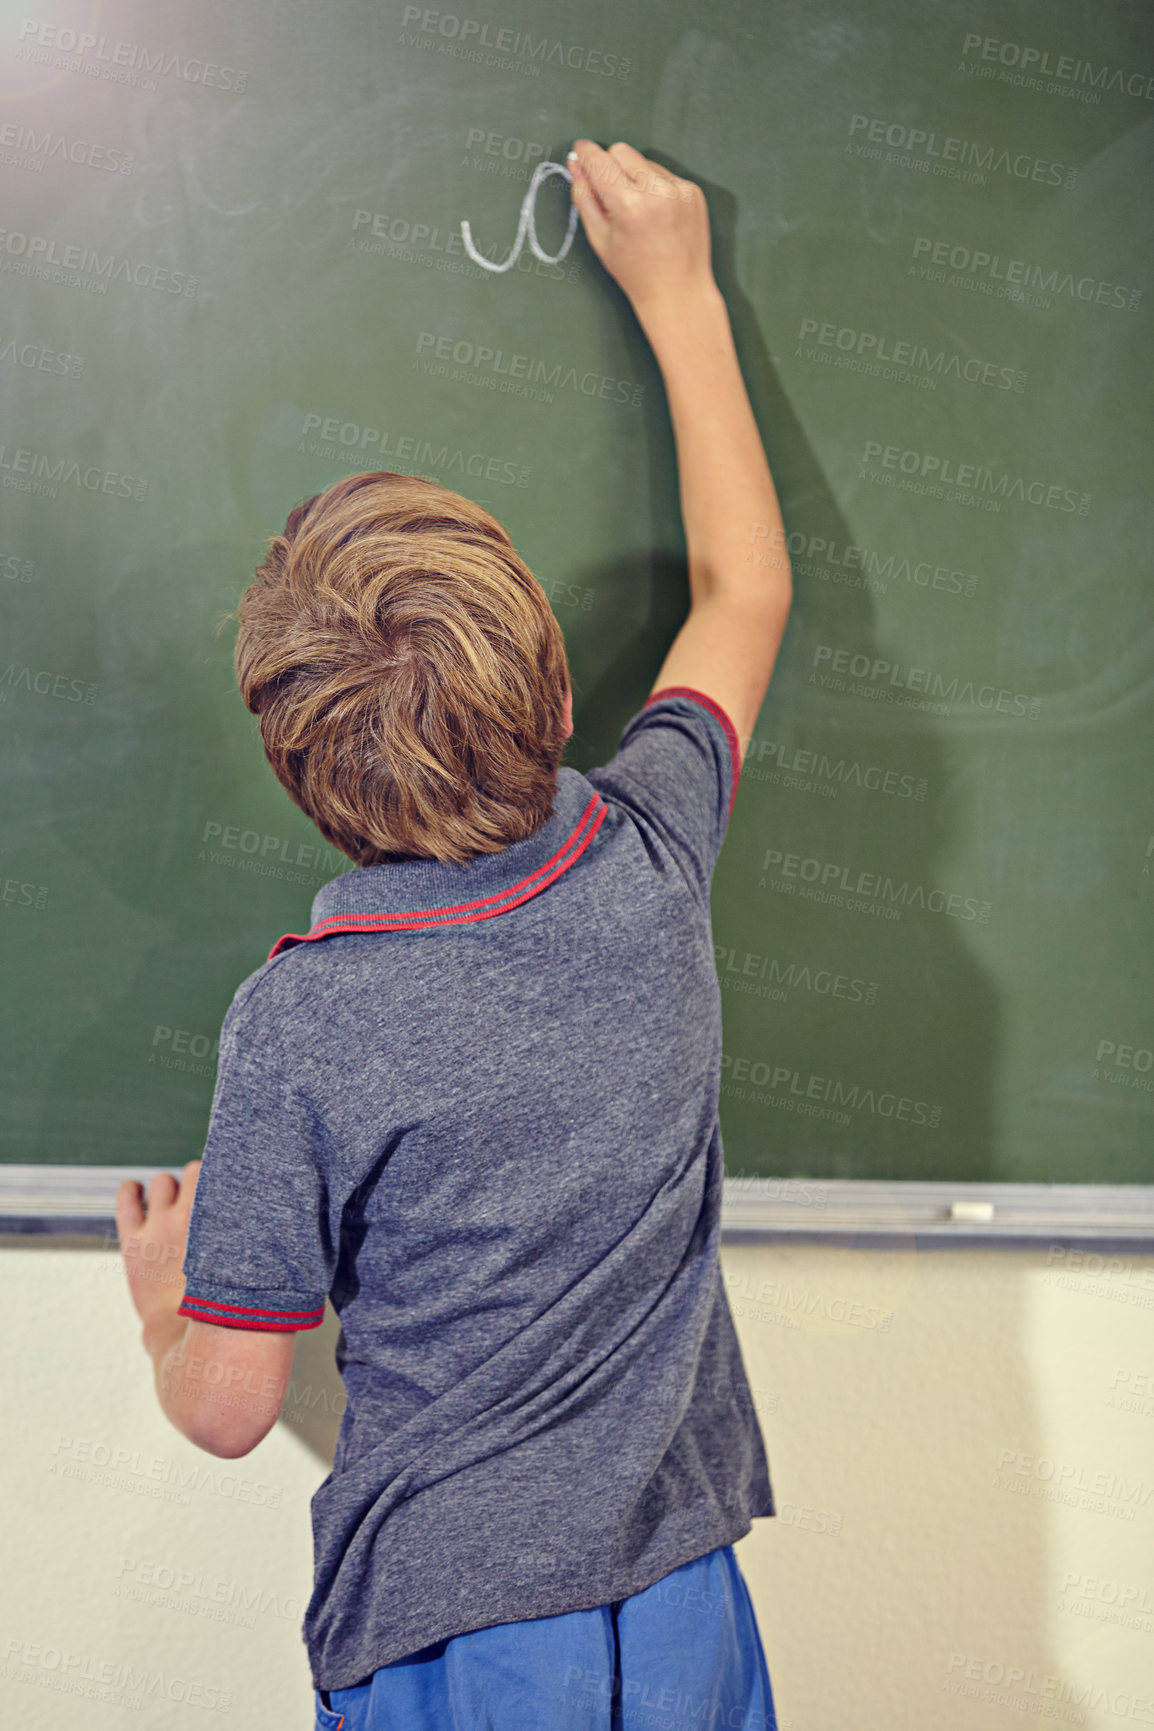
[117,138,793,1730]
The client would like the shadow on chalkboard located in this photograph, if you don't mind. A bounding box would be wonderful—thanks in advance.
[568,159,999,1182]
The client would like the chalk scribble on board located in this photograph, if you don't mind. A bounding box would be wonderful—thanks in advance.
[460,160,579,273]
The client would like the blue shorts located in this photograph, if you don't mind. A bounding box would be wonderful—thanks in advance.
[314,1544,776,1730]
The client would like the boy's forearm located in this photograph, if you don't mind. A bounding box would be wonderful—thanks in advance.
[638,286,791,617]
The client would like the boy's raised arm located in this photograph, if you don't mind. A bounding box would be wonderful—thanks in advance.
[568,140,792,751]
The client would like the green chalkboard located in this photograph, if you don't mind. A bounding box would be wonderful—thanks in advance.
[2,0,1151,1180]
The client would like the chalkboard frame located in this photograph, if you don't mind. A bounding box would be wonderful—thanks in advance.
[3,1168,1153,1248]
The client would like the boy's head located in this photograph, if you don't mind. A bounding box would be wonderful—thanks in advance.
[232,471,573,868]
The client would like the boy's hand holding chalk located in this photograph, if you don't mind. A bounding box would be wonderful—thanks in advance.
[567,139,716,329]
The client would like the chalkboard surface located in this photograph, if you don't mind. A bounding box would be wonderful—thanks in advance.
[2,0,1151,1180]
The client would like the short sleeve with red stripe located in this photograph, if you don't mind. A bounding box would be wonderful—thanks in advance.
[179,1024,333,1334]
[585,687,743,898]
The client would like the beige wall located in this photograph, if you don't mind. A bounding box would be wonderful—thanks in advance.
[2,1233,1152,1730]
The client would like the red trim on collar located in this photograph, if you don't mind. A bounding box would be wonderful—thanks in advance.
[268,791,607,960]
[644,686,742,817]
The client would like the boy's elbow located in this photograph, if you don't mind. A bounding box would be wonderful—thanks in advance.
[199,1432,266,1460]
[184,1409,278,1459]
[752,576,792,644]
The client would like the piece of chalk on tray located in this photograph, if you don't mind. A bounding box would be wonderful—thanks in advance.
[949,1200,996,1222]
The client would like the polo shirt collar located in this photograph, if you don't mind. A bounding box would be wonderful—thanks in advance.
[268,767,607,959]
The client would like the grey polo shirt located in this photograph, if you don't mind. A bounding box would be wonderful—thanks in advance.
[179,685,776,1691]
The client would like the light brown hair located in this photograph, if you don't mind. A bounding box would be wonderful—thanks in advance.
[230,471,571,867]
